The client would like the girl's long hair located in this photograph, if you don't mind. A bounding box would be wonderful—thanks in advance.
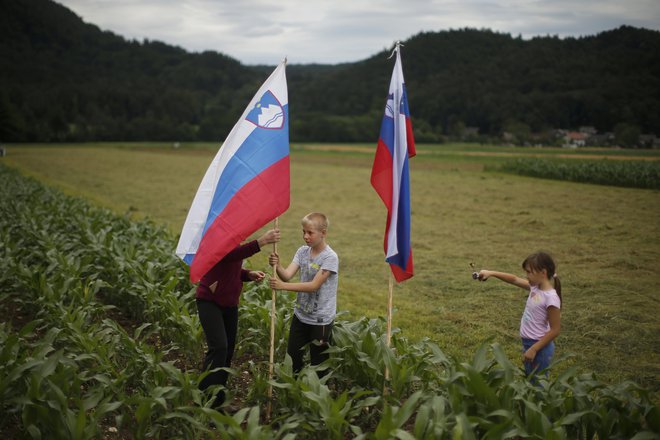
[522,252,562,305]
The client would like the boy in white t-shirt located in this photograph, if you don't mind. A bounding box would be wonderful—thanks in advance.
[269,212,338,374]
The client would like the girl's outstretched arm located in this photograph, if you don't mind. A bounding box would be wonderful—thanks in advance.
[478,270,530,290]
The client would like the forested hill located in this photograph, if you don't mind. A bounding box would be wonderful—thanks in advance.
[2,0,659,144]
[0,0,261,142]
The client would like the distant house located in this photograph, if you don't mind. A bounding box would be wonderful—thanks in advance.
[502,131,515,143]
[464,126,480,137]
[587,132,615,147]
[564,131,588,147]
[640,134,660,148]
[579,126,598,135]
[458,126,480,141]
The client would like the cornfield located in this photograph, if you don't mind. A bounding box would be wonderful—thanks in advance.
[1,163,658,439]
[493,158,660,189]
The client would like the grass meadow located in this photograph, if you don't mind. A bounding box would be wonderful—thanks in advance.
[2,142,659,397]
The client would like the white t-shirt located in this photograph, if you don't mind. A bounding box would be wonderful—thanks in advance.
[292,244,338,325]
[519,286,561,340]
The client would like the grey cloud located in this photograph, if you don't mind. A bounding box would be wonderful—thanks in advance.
[57,0,660,64]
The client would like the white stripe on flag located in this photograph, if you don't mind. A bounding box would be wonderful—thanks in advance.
[386,49,406,259]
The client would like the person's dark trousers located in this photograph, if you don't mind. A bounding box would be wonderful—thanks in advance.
[287,314,333,375]
[196,300,238,408]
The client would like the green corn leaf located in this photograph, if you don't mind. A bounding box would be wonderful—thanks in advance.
[82,389,105,411]
[26,424,42,440]
[452,412,477,440]
[630,432,660,440]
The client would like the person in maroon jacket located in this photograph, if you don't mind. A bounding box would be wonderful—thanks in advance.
[196,228,280,409]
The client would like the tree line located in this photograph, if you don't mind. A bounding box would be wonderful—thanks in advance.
[1,0,659,146]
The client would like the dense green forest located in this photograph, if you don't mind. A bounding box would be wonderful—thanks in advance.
[1,0,659,144]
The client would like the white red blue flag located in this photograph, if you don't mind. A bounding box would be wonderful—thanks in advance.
[176,61,289,282]
[371,46,415,283]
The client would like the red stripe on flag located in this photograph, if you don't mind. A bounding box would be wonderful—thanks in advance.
[370,139,395,256]
[190,156,290,282]
[390,248,414,282]
[405,118,416,157]
[370,139,394,210]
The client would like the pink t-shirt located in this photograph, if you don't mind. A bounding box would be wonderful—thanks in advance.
[519,286,561,340]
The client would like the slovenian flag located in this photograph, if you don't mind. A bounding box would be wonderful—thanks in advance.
[176,61,290,282]
[371,46,415,283]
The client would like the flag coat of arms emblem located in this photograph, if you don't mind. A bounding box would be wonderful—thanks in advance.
[371,47,416,282]
[176,62,289,282]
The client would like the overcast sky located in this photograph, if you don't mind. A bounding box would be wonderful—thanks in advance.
[57,0,660,65]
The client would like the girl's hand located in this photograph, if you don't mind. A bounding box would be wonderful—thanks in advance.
[268,252,279,267]
[477,270,491,281]
[248,271,266,282]
[258,229,281,247]
[523,347,537,363]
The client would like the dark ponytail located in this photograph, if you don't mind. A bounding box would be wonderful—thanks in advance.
[553,275,562,306]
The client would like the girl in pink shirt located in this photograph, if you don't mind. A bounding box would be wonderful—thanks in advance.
[477,252,562,381]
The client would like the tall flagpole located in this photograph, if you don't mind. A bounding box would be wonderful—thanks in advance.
[267,218,279,420]
[383,269,394,395]
[371,41,415,398]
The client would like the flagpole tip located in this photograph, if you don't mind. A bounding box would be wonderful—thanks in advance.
[388,41,404,59]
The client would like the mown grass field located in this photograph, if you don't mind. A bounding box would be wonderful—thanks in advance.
[2,142,659,396]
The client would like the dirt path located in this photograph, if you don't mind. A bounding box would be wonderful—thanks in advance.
[134,144,659,161]
[295,144,659,160]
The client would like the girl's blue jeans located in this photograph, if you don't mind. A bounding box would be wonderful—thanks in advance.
[522,338,554,380]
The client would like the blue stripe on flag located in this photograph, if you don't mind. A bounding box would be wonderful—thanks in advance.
[379,115,395,156]
[202,106,289,236]
[400,85,411,117]
[386,154,412,268]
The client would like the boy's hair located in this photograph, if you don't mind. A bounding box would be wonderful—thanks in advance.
[522,251,562,304]
[302,212,329,231]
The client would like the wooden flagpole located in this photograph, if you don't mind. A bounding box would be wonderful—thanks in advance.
[266,218,279,420]
[383,269,394,395]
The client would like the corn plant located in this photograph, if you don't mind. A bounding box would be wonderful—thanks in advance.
[327,317,449,401]
[238,282,294,361]
[367,391,423,440]
[412,394,451,439]
[269,360,381,439]
[0,324,122,439]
